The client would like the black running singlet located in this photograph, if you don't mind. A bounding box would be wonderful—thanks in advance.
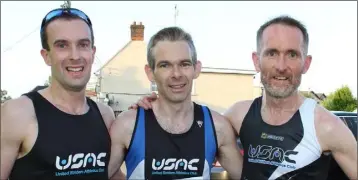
[239,96,331,180]
[9,91,111,180]
[124,103,218,180]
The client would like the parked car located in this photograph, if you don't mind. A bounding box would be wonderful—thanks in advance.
[210,111,357,180]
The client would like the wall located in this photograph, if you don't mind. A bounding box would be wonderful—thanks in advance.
[192,72,255,113]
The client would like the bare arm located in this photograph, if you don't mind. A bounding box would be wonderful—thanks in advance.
[1,98,29,179]
[316,107,357,179]
[96,102,116,130]
[211,110,243,179]
[223,100,253,137]
[108,109,137,179]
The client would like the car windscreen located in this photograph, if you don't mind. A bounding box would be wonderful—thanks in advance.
[341,116,357,140]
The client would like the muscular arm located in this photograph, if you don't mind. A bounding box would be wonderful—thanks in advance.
[211,110,243,179]
[223,100,253,137]
[316,106,357,179]
[96,102,116,130]
[1,98,30,179]
[108,109,137,179]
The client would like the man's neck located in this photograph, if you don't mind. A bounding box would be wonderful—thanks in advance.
[262,91,304,112]
[153,97,194,123]
[43,81,87,115]
[261,91,306,125]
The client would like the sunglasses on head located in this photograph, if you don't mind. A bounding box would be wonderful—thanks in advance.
[40,8,92,33]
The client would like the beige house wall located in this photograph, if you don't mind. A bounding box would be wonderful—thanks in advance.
[192,72,255,113]
[99,41,151,95]
[97,42,258,113]
[98,41,152,111]
[253,86,263,98]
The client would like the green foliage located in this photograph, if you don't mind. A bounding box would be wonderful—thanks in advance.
[321,85,357,112]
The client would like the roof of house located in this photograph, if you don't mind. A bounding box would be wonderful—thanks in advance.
[96,22,257,76]
[95,41,134,74]
[201,67,257,75]
[300,90,327,101]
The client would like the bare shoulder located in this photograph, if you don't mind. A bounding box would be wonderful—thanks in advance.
[314,105,352,151]
[314,105,344,134]
[95,101,115,129]
[223,100,254,134]
[210,110,231,129]
[110,109,138,148]
[2,96,35,123]
[112,109,138,132]
[1,96,36,138]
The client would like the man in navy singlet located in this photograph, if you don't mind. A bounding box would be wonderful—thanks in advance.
[108,27,243,180]
[1,7,116,180]
[132,16,358,180]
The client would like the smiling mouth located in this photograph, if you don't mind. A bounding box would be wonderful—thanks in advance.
[169,84,186,89]
[66,67,84,72]
[273,76,289,81]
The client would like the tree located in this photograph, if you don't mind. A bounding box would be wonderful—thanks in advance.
[1,89,12,104]
[321,85,357,112]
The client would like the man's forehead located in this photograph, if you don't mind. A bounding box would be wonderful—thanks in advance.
[46,19,91,41]
[261,24,304,50]
[154,41,192,62]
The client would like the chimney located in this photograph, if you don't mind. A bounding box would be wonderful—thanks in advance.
[130,21,145,41]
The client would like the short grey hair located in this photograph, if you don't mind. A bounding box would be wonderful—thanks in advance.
[256,15,309,56]
[147,26,197,70]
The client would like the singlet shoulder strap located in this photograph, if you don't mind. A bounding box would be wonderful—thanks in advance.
[125,107,145,178]
[200,104,218,168]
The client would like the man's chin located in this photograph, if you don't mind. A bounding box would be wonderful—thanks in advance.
[63,82,87,92]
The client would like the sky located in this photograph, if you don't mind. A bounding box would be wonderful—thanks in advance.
[1,1,357,98]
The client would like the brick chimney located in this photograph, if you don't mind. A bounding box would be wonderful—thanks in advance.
[130,21,144,41]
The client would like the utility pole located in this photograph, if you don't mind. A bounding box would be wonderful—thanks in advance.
[174,4,178,26]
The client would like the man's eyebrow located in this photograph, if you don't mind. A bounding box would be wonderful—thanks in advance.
[180,59,192,63]
[53,39,68,45]
[53,38,91,45]
[264,48,279,53]
[78,38,91,43]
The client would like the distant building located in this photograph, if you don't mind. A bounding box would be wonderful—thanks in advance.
[300,90,327,103]
[96,22,259,114]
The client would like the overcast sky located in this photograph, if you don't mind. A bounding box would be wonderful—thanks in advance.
[1,1,357,98]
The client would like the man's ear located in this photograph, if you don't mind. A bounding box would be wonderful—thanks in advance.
[194,60,202,79]
[252,51,261,73]
[91,45,97,65]
[145,64,154,82]
[302,55,312,74]
[41,49,51,66]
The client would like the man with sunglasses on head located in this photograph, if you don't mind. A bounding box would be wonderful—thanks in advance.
[1,7,116,180]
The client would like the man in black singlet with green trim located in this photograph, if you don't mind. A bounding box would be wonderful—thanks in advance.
[1,7,118,180]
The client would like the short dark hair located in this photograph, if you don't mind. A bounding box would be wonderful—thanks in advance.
[147,26,197,70]
[40,13,94,51]
[256,15,309,55]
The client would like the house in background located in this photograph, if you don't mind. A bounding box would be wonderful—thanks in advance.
[300,90,327,103]
[96,22,259,114]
